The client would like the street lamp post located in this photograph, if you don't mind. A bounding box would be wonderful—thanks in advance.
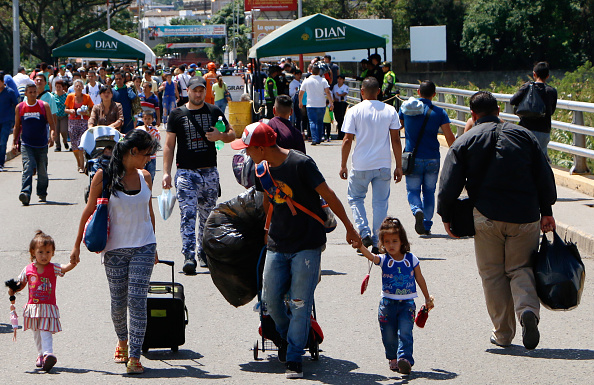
[13,0,20,74]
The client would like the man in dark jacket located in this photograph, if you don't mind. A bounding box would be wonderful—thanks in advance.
[437,91,557,350]
[510,62,557,160]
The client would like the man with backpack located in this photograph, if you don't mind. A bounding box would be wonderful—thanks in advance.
[510,62,558,160]
[231,122,361,379]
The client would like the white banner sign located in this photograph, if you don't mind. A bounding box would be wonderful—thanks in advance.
[222,75,246,101]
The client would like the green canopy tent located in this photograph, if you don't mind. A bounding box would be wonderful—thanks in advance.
[248,13,387,59]
[52,30,146,61]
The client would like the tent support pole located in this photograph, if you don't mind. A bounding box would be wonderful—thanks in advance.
[367,48,370,59]
[299,54,304,72]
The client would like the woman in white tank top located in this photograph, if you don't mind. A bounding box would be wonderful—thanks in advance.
[70,130,160,375]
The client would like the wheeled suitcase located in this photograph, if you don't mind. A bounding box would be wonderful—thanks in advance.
[142,260,188,353]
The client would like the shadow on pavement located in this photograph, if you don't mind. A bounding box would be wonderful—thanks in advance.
[321,269,347,276]
[387,368,458,384]
[139,349,229,379]
[240,355,388,384]
[144,349,203,361]
[26,367,118,375]
[43,201,77,206]
[487,347,594,360]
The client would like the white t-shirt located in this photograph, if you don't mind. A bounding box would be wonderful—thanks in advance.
[342,99,401,171]
[289,79,301,98]
[332,83,349,102]
[176,73,191,97]
[300,75,329,108]
[83,82,102,105]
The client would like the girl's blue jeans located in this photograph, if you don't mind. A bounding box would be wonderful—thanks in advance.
[378,297,415,365]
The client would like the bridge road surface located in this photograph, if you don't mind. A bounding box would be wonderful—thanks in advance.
[0,134,593,385]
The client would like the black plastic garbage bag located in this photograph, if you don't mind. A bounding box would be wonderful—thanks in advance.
[533,231,585,311]
[203,187,266,307]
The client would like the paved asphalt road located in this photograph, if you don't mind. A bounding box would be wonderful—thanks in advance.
[0,135,593,384]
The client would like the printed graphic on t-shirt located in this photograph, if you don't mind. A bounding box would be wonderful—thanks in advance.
[183,114,212,151]
[271,180,293,204]
[29,275,52,303]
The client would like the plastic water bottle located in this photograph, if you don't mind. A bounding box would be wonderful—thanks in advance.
[215,116,226,151]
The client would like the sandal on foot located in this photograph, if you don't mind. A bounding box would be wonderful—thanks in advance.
[114,345,128,363]
[389,359,399,372]
[127,359,144,374]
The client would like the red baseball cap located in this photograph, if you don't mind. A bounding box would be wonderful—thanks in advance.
[231,122,277,150]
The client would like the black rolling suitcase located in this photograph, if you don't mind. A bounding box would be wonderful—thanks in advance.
[142,260,188,353]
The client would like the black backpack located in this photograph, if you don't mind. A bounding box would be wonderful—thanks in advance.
[514,82,546,119]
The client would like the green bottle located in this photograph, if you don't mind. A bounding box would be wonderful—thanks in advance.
[215,116,225,151]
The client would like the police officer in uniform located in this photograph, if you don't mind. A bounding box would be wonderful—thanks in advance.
[381,61,399,108]
[265,66,280,119]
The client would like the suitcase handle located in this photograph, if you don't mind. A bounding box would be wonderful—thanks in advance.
[157,260,175,297]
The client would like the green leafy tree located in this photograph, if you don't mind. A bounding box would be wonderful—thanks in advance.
[0,0,134,68]
[461,0,578,70]
[205,0,250,63]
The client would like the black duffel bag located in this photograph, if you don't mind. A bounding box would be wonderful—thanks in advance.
[533,231,585,311]
[203,187,266,307]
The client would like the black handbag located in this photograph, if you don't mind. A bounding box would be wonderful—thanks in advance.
[449,197,475,237]
[533,231,585,311]
[402,105,433,175]
[514,82,546,119]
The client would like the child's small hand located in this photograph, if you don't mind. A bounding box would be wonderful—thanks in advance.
[425,295,435,310]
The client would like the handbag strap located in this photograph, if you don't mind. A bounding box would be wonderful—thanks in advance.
[100,172,111,199]
[410,104,434,157]
[181,105,215,150]
[470,122,503,202]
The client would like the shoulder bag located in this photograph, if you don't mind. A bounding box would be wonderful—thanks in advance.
[83,175,111,253]
[401,104,433,175]
[514,82,546,119]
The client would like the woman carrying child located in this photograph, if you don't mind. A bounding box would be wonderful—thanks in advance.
[70,130,160,374]
[359,217,434,375]
[8,230,76,372]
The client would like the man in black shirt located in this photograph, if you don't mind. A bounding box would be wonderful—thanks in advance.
[510,62,558,160]
[437,91,556,350]
[231,122,360,378]
[162,77,236,273]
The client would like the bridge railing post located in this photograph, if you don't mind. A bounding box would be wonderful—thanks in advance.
[456,95,465,137]
[571,110,590,174]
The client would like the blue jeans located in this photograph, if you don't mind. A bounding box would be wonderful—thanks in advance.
[531,131,550,162]
[306,107,326,144]
[378,298,415,364]
[21,145,49,197]
[263,247,322,363]
[347,168,391,246]
[215,99,228,114]
[144,158,156,181]
[0,121,14,167]
[405,158,439,231]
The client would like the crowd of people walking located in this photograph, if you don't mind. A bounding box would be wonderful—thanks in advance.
[2,58,560,380]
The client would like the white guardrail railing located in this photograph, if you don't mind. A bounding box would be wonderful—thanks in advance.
[345,79,594,174]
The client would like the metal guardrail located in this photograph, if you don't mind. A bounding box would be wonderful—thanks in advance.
[345,79,593,174]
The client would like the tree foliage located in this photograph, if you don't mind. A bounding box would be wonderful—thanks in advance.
[0,0,134,68]
[461,0,578,70]
[205,0,251,63]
